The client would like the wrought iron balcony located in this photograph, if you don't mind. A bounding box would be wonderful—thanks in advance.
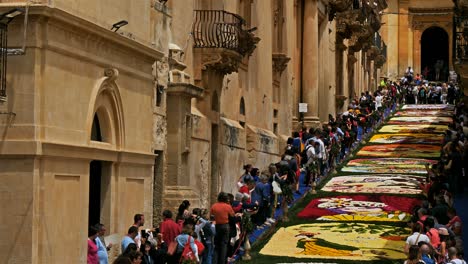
[192,10,258,57]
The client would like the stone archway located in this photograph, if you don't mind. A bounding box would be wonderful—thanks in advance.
[421,26,449,81]
[87,69,125,149]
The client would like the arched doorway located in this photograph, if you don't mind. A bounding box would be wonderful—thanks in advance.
[421,27,449,81]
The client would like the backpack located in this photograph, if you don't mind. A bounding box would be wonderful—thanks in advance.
[419,88,426,97]
[300,145,312,166]
[199,223,213,246]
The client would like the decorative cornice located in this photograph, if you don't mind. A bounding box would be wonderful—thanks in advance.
[167,83,204,98]
[272,53,291,74]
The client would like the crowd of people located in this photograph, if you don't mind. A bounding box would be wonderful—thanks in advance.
[398,66,461,105]
[86,69,467,264]
[404,102,467,264]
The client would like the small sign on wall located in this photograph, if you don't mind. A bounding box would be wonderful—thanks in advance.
[299,103,308,113]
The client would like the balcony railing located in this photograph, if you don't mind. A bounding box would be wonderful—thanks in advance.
[374,32,382,49]
[0,23,7,99]
[192,10,245,54]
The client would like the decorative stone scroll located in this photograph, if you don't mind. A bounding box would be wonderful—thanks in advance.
[104,68,119,81]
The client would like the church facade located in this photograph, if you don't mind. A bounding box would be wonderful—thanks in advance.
[380,0,455,80]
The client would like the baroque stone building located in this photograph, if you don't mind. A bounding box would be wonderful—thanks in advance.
[0,0,387,263]
[380,0,455,80]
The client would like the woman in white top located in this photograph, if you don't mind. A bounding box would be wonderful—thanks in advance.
[374,93,383,111]
[404,222,430,255]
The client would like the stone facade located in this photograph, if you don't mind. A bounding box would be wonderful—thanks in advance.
[0,2,165,263]
[0,0,388,263]
[380,0,454,79]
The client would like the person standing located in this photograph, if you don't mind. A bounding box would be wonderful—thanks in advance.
[132,214,145,249]
[94,223,112,264]
[122,226,139,253]
[210,192,235,264]
[160,210,181,246]
[88,226,100,264]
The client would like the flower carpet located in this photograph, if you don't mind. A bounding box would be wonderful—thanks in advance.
[368,134,443,145]
[254,104,453,264]
[341,158,438,174]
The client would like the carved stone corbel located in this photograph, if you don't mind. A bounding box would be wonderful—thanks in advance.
[348,54,358,64]
[272,53,291,74]
[199,49,243,75]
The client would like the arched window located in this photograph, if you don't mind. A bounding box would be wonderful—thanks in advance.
[239,97,245,115]
[91,113,103,141]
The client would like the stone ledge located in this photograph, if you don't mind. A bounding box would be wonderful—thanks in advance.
[0,141,155,165]
[246,125,278,155]
[220,117,246,150]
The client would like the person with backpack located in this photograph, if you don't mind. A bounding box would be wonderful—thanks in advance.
[275,159,295,222]
[302,139,317,187]
[194,209,215,264]
[419,86,427,104]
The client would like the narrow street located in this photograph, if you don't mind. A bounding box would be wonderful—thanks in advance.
[250,103,466,264]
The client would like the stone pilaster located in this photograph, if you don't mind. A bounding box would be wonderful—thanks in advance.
[301,0,320,127]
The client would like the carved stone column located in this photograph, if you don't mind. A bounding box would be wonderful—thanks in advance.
[302,0,320,127]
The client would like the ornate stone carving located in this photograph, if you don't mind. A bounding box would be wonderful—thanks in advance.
[366,45,380,60]
[348,54,358,64]
[375,54,386,68]
[328,0,353,21]
[104,68,119,81]
[152,57,169,88]
[272,53,291,74]
[238,31,261,57]
[335,94,348,109]
[200,49,243,75]
[336,9,366,39]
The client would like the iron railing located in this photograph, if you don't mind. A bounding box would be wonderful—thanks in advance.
[192,10,245,53]
[374,32,382,49]
[0,23,7,99]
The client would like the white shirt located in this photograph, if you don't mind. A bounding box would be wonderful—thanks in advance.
[375,95,383,109]
[405,232,430,246]
[313,138,325,159]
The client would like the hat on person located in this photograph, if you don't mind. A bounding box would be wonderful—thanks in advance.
[439,227,449,236]
[234,192,244,201]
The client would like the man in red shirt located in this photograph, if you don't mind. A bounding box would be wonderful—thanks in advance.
[210,192,235,264]
[159,210,181,245]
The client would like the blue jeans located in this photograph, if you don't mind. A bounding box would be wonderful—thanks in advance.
[202,242,214,264]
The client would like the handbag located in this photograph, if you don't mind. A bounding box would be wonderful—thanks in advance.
[272,180,282,194]
[194,239,205,255]
[180,236,197,262]
[167,240,178,256]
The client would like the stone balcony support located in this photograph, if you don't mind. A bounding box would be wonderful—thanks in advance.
[164,73,203,208]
